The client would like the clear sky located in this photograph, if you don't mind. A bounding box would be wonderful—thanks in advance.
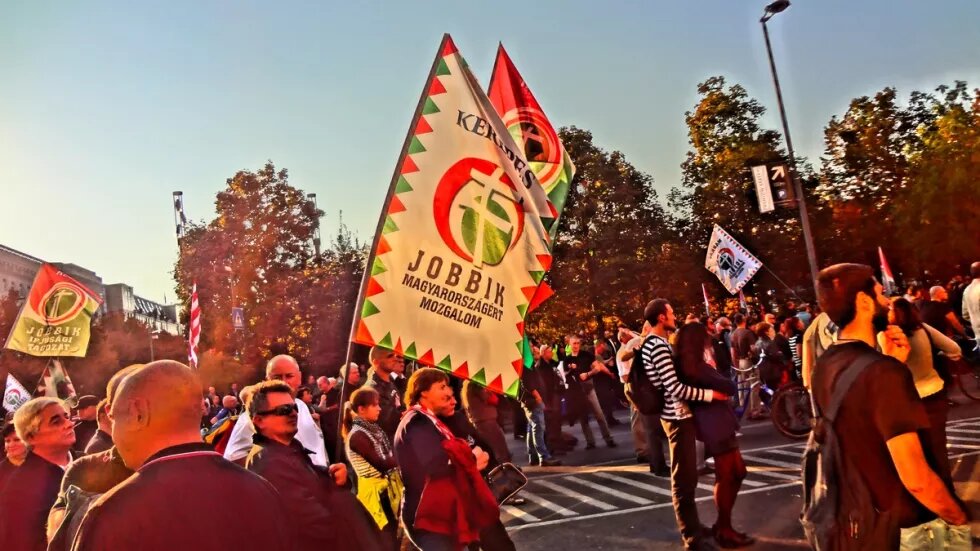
[2,0,977,303]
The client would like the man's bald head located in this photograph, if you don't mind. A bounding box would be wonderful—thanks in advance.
[110,360,205,469]
[222,395,238,409]
[266,355,302,391]
[929,286,947,301]
[106,364,144,407]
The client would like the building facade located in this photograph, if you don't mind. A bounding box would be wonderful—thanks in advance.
[0,244,181,335]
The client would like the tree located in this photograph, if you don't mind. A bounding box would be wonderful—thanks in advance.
[174,161,323,370]
[528,127,677,340]
[173,161,370,379]
[817,81,980,280]
[894,83,980,276]
[672,76,814,302]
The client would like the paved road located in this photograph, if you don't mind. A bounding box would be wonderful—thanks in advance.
[498,401,980,550]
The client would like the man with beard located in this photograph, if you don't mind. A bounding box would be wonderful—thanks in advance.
[811,264,967,549]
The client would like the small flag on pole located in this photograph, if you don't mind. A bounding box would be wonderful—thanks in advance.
[3,373,31,412]
[701,284,711,318]
[878,247,897,296]
[738,289,748,312]
[39,359,77,402]
[188,282,201,368]
[704,224,763,294]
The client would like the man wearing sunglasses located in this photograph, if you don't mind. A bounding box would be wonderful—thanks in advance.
[223,355,330,467]
[245,380,382,550]
[0,397,76,551]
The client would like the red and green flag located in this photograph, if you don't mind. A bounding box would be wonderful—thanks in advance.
[351,35,554,397]
[489,44,575,363]
[488,44,575,241]
[4,263,103,357]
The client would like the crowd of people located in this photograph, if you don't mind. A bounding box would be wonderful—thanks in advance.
[0,262,977,550]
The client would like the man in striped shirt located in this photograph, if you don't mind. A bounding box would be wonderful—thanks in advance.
[641,299,729,550]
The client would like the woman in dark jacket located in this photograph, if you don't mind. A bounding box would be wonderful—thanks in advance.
[675,323,753,548]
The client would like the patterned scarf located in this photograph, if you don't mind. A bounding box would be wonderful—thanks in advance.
[351,416,392,460]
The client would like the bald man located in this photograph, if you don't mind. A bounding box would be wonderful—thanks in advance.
[223,355,329,466]
[48,365,141,549]
[70,361,292,551]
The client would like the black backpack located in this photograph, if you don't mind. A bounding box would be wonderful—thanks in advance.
[625,336,665,416]
[800,352,897,550]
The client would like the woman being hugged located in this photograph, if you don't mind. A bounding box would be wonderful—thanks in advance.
[675,322,754,548]
[344,387,402,549]
[877,298,961,485]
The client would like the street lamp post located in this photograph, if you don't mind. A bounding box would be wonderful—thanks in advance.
[760,0,820,292]
[150,330,160,362]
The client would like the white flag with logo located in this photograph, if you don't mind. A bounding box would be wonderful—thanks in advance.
[705,224,763,294]
[3,373,31,412]
[351,35,554,398]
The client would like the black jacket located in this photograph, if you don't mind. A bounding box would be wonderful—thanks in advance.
[71,443,293,551]
[0,452,63,551]
[246,434,383,551]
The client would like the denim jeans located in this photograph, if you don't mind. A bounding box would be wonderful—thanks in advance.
[523,403,551,462]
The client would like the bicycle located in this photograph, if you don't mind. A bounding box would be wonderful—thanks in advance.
[731,362,812,440]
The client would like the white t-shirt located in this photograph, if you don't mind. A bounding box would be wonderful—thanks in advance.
[223,397,328,466]
[616,335,644,383]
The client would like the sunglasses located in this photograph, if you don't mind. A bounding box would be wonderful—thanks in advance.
[255,403,299,417]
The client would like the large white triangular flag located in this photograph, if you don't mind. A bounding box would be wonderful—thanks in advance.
[3,373,31,412]
[705,224,763,294]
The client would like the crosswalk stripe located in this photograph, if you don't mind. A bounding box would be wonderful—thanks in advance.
[949,443,980,450]
[535,479,618,511]
[520,490,578,518]
[565,475,653,505]
[741,478,766,487]
[592,471,673,497]
[741,454,801,470]
[946,435,980,443]
[945,428,980,435]
[501,504,540,523]
[765,448,805,459]
[746,466,800,481]
[697,482,715,492]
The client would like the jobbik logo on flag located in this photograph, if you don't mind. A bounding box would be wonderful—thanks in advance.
[4,264,103,357]
[353,34,554,397]
[705,224,763,294]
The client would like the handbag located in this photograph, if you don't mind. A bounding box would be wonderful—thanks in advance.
[486,462,527,504]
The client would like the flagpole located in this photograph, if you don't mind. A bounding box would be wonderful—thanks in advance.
[761,264,801,300]
[335,34,452,461]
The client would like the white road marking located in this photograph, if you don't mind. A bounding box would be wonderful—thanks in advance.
[520,490,578,518]
[766,448,805,459]
[946,435,980,443]
[745,466,800,481]
[591,471,673,497]
[502,505,541,523]
[740,454,801,470]
[945,428,980,434]
[508,481,801,532]
[535,479,617,511]
[564,475,653,505]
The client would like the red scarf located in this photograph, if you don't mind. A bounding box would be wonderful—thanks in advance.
[408,406,499,548]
